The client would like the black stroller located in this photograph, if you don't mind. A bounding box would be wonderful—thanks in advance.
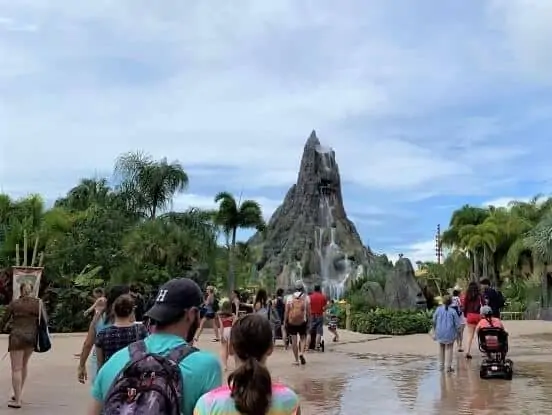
[478,327,513,380]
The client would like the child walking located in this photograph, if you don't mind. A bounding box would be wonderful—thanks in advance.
[432,295,460,372]
[327,299,339,342]
[218,301,235,371]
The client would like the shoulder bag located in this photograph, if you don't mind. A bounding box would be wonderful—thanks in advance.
[35,299,52,353]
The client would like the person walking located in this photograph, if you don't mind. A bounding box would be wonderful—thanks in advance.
[193,313,300,415]
[0,283,46,409]
[432,295,460,372]
[480,278,505,318]
[463,281,485,359]
[285,281,311,365]
[308,285,327,351]
[451,287,465,352]
[88,278,222,415]
[94,294,148,369]
[194,286,220,343]
[77,285,131,384]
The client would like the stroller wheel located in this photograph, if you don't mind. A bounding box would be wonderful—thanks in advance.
[479,368,487,379]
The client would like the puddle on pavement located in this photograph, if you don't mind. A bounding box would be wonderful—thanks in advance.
[279,355,552,414]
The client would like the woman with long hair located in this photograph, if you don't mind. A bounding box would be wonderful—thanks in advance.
[77,284,130,384]
[94,294,148,369]
[193,314,300,415]
[194,286,220,343]
[254,288,269,316]
[432,295,460,372]
[0,283,44,408]
[463,281,484,359]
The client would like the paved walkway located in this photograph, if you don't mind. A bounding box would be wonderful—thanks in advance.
[0,321,551,414]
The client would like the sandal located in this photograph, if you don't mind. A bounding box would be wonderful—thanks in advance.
[8,402,21,409]
[466,354,473,359]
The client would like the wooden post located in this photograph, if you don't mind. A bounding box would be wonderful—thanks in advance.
[15,244,20,266]
[31,236,39,267]
[38,252,44,267]
[23,230,28,266]
[345,303,351,331]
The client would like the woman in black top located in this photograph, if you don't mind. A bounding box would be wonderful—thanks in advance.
[95,294,148,368]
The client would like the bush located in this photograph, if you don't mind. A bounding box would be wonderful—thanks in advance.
[343,308,432,335]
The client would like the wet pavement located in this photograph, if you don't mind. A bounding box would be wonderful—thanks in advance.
[0,321,551,414]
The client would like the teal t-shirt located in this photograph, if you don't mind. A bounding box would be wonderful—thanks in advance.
[91,333,222,415]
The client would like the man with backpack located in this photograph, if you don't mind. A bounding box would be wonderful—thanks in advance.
[88,278,222,415]
[480,278,506,319]
[285,281,311,365]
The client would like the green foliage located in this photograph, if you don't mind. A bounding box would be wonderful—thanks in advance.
[345,309,432,335]
[0,152,266,332]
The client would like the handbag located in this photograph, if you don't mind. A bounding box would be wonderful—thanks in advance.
[35,299,52,353]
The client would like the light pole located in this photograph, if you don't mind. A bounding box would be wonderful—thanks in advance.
[435,224,442,264]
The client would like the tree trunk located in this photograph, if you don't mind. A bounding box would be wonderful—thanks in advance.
[492,254,502,287]
[228,227,237,295]
[472,250,479,281]
[482,246,488,279]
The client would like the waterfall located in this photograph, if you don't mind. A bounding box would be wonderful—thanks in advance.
[315,193,356,300]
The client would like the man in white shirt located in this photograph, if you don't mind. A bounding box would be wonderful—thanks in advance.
[284,281,311,365]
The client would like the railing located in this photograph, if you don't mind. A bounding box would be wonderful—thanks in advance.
[501,311,525,320]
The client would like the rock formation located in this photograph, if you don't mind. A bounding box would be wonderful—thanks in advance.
[250,130,374,295]
[384,258,427,310]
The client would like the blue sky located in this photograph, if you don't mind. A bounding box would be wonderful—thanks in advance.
[1,0,552,263]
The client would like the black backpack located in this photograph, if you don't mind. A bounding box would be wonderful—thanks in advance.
[212,296,220,312]
[103,340,197,414]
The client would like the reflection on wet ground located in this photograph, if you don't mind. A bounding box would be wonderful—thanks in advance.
[274,343,552,414]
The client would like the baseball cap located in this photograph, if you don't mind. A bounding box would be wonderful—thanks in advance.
[294,280,304,291]
[145,278,203,324]
[480,305,493,316]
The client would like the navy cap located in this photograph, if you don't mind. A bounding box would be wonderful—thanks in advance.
[145,278,203,324]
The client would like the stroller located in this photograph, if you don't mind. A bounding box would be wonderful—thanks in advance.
[478,327,513,380]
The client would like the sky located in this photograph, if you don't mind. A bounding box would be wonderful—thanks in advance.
[1,0,552,264]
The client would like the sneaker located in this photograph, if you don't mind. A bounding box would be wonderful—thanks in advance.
[299,355,306,365]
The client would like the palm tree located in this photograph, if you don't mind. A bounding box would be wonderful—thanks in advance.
[213,192,265,293]
[115,151,188,219]
[458,222,498,281]
[55,178,111,211]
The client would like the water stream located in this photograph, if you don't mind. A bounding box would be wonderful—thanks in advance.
[313,146,357,299]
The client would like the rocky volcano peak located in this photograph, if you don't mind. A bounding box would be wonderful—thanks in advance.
[251,131,374,295]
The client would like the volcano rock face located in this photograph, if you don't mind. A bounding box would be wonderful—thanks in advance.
[251,131,373,293]
[384,258,427,310]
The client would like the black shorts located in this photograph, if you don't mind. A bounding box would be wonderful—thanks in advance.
[287,322,308,336]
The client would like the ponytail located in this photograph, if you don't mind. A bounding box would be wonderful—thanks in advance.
[229,356,272,415]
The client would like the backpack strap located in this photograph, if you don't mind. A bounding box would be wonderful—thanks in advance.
[128,339,148,360]
[167,343,198,364]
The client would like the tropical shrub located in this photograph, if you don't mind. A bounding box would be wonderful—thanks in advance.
[343,308,432,335]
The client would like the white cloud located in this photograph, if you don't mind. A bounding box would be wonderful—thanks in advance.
[172,193,280,220]
[2,1,552,257]
[481,196,531,208]
[487,0,552,83]
[388,239,438,265]
[1,0,550,203]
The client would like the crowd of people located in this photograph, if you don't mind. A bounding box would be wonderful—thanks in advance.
[432,278,506,372]
[1,276,505,413]
[1,277,339,413]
